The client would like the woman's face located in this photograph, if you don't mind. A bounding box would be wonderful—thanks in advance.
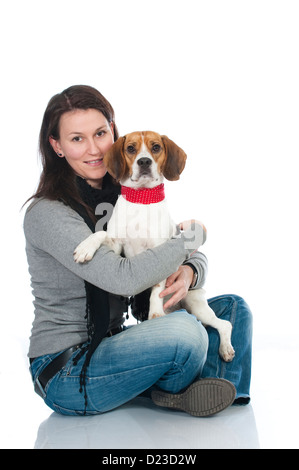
[50,108,114,188]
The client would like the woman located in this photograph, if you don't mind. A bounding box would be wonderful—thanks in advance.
[24,85,252,416]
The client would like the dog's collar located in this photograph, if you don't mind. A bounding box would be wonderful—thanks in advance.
[121,184,165,204]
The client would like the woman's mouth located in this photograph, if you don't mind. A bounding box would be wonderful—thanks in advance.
[84,158,103,167]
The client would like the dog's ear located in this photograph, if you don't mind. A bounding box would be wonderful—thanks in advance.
[103,136,128,182]
[161,135,187,181]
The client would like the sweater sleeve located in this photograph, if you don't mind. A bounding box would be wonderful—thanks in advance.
[183,251,208,289]
[24,198,207,297]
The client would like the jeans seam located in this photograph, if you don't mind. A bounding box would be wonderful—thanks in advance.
[84,361,183,382]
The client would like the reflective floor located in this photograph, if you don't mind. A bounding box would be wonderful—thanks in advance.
[1,334,299,449]
[34,399,258,449]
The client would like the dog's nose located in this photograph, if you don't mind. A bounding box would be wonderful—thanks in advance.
[137,157,152,168]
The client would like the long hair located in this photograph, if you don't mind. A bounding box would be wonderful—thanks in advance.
[25,85,119,219]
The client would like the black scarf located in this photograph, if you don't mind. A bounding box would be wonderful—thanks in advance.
[73,173,121,412]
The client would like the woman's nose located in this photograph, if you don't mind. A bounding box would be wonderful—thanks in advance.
[87,138,100,155]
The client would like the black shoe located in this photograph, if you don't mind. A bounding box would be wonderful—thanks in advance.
[151,379,236,417]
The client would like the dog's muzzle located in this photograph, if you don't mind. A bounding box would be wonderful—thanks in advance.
[138,156,152,169]
[137,156,152,176]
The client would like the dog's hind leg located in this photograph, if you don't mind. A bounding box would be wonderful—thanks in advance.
[148,280,167,320]
[183,289,235,362]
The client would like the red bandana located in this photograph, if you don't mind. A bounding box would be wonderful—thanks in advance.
[121,184,165,204]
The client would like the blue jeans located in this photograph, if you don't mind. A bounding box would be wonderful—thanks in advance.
[29,295,252,416]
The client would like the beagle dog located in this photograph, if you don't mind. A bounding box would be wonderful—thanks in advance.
[74,131,235,362]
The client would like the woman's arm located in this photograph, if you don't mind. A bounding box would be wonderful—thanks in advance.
[24,198,207,297]
[183,251,208,289]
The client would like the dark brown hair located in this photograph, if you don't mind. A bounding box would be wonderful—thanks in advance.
[26,85,119,217]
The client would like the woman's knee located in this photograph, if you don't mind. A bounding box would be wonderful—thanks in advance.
[231,295,253,328]
[155,311,209,390]
[208,294,253,326]
[162,310,209,363]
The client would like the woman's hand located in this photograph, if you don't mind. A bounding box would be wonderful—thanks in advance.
[179,219,207,233]
[159,265,194,311]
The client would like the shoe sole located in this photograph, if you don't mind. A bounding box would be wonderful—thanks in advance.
[151,379,236,417]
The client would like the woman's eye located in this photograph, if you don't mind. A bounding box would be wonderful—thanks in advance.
[127,145,136,154]
[152,144,161,153]
[97,131,105,137]
[72,136,82,142]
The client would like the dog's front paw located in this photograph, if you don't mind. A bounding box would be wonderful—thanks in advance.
[73,237,98,263]
[74,232,107,263]
[219,343,235,362]
[74,242,96,263]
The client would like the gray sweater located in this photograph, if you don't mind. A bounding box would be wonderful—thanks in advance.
[24,198,208,358]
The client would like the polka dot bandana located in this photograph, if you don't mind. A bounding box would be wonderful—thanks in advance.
[121,184,165,204]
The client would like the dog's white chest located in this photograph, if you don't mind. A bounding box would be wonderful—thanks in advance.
[106,196,176,256]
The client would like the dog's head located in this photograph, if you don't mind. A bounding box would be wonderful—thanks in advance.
[103,131,187,188]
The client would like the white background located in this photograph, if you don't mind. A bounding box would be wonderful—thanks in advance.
[0,0,298,449]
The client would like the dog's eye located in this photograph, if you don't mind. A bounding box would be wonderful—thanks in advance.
[126,145,136,154]
[152,144,161,153]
